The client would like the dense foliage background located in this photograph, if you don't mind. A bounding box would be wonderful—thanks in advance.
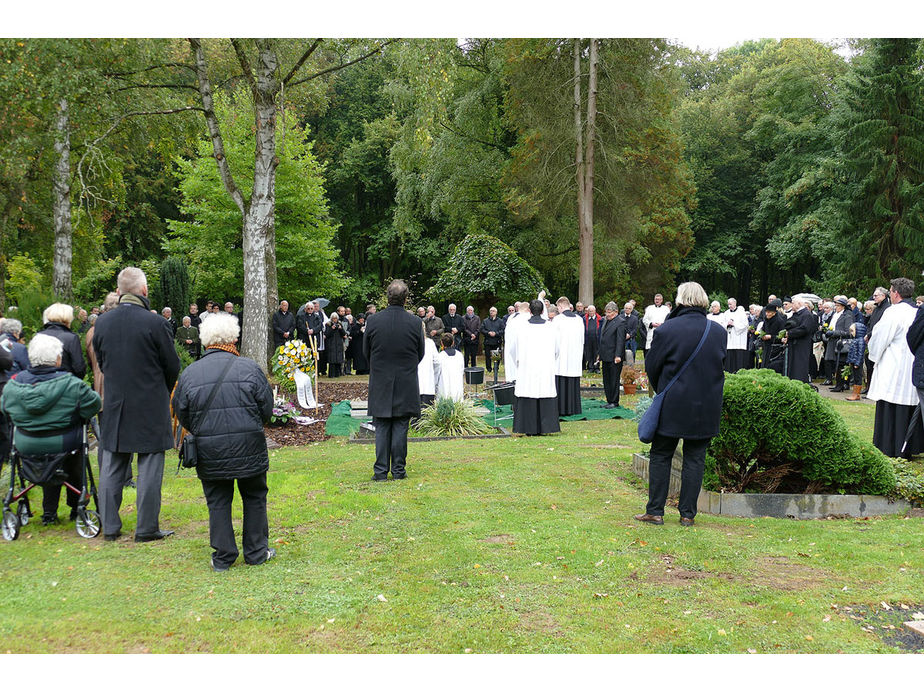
[1,38,921,315]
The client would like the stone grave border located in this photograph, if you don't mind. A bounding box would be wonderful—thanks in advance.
[631,452,911,519]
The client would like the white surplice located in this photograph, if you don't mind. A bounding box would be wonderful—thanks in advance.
[512,318,559,399]
[503,312,526,382]
[868,301,918,406]
[643,303,671,349]
[418,337,437,396]
[554,312,585,377]
[435,348,465,402]
[722,307,749,350]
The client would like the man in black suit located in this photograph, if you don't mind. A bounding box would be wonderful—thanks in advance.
[782,297,815,383]
[442,304,464,349]
[599,302,626,408]
[363,280,426,481]
[92,267,181,542]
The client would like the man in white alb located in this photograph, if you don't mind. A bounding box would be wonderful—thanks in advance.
[642,293,670,358]
[553,296,584,416]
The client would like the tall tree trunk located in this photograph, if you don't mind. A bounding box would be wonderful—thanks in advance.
[52,98,73,299]
[580,39,598,307]
[574,40,590,306]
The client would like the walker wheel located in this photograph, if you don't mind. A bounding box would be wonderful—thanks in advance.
[75,508,101,539]
[2,509,20,541]
[18,501,31,527]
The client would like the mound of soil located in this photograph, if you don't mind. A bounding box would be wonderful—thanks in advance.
[263,380,369,447]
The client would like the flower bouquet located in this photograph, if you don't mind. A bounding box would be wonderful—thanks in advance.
[270,397,300,426]
[271,339,315,393]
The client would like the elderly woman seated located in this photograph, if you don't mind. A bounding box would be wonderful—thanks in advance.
[1,334,101,525]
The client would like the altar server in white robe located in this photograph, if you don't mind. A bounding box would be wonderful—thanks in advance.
[503,302,530,383]
[722,298,750,372]
[707,301,725,327]
[418,335,438,407]
[434,333,465,402]
[511,299,560,435]
[868,277,924,458]
[553,296,584,416]
[642,294,670,356]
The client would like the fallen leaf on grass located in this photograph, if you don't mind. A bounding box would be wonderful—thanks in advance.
[593,593,609,599]
[717,629,727,636]
[805,635,813,641]
[747,648,757,654]
[880,602,892,611]
[823,615,831,622]
[595,559,605,567]
[376,594,387,602]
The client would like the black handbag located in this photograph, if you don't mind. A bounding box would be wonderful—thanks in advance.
[177,356,235,470]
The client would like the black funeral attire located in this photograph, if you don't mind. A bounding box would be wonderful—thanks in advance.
[643,305,727,521]
[295,308,311,343]
[598,315,626,406]
[364,306,426,480]
[172,348,274,569]
[442,311,464,349]
[462,312,482,368]
[822,307,853,390]
[759,312,787,374]
[324,320,346,377]
[272,308,296,349]
[480,316,505,377]
[92,293,181,540]
[583,313,603,372]
[907,304,924,447]
[350,319,369,375]
[783,307,816,383]
[36,322,86,380]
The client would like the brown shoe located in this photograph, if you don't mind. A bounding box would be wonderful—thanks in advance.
[846,385,862,401]
[633,513,664,525]
[680,517,695,527]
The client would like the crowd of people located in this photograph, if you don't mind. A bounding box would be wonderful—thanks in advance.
[1,266,922,553]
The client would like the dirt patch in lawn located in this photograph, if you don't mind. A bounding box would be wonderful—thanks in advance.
[482,534,515,544]
[643,554,729,586]
[748,555,828,591]
[264,381,370,447]
[517,608,563,636]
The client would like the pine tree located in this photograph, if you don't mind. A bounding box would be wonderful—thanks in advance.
[159,256,189,315]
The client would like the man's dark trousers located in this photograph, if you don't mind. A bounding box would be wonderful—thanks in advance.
[464,342,478,368]
[646,434,709,519]
[373,416,410,479]
[601,360,623,405]
[98,450,165,536]
[200,473,268,568]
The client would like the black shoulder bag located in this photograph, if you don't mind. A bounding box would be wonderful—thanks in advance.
[178,356,235,470]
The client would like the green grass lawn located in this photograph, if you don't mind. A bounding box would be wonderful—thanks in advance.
[1,394,921,653]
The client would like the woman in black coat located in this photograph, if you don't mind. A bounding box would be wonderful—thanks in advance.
[37,303,86,379]
[349,315,369,375]
[324,314,346,377]
[634,282,727,527]
[172,313,275,572]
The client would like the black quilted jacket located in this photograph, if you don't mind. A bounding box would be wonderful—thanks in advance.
[172,349,274,480]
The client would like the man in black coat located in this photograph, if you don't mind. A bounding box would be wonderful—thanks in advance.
[864,286,889,393]
[92,267,181,542]
[363,280,425,481]
[598,302,626,408]
[782,297,816,383]
[634,283,727,527]
[480,307,505,377]
[442,304,464,349]
[271,300,296,349]
[907,302,924,438]
[462,306,482,368]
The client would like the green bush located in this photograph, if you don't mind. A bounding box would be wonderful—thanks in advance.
[413,397,493,438]
[890,457,924,505]
[7,287,57,339]
[706,369,896,495]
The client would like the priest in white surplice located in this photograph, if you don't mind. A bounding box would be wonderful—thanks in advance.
[553,296,584,416]
[868,277,924,458]
[722,298,751,372]
[434,333,465,402]
[503,301,530,383]
[642,294,670,357]
[511,299,560,435]
[418,335,438,407]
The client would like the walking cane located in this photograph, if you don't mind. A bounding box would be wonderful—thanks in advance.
[308,335,320,414]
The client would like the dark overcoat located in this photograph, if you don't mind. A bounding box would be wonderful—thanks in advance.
[783,308,816,383]
[324,322,346,364]
[760,312,787,369]
[906,303,924,390]
[480,316,505,350]
[92,295,180,452]
[646,306,727,440]
[598,316,626,362]
[443,312,464,348]
[364,305,426,418]
[172,349,273,481]
[272,309,296,348]
[822,310,853,361]
[38,322,86,379]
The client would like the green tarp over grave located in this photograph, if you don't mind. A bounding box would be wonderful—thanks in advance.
[325,400,369,437]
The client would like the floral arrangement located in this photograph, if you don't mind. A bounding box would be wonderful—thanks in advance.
[271,397,300,425]
[621,366,640,386]
[635,371,649,391]
[271,339,315,393]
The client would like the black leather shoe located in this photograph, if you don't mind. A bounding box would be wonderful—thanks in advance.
[104,532,121,541]
[42,515,59,526]
[134,530,175,543]
[603,403,617,409]
[633,513,664,525]
[392,473,407,480]
[371,475,388,482]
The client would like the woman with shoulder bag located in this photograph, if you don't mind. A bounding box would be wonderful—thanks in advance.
[634,282,727,527]
[171,313,275,572]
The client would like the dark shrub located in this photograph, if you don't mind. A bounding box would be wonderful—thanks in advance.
[706,369,896,494]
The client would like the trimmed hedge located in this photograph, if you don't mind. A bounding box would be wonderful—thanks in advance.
[706,369,896,495]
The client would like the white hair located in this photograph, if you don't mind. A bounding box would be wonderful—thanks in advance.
[43,302,74,326]
[605,301,618,312]
[2,318,22,336]
[448,303,456,310]
[199,312,240,348]
[117,267,147,295]
[675,282,709,309]
[28,333,64,367]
